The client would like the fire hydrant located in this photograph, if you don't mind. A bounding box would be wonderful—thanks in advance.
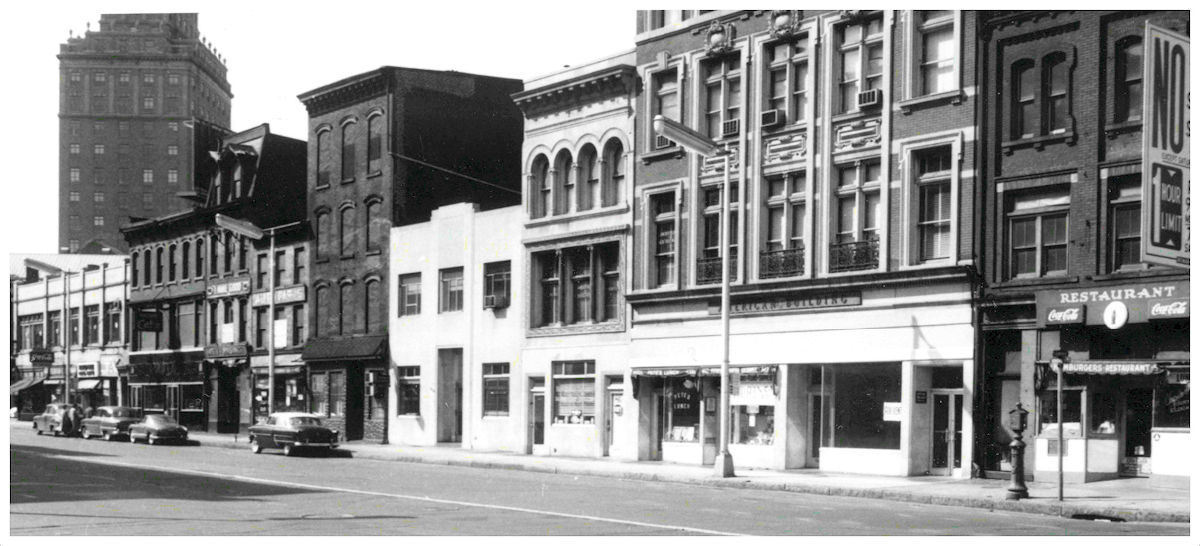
[1006,402,1030,500]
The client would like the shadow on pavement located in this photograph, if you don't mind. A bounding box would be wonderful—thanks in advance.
[10,447,314,505]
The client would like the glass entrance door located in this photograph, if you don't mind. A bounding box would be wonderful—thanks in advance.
[166,385,180,423]
[931,392,963,475]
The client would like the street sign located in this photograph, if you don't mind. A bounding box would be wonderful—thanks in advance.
[1141,23,1190,269]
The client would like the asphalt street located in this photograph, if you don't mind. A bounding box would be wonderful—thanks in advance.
[8,424,1191,536]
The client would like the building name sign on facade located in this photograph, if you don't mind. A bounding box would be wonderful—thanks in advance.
[250,285,307,307]
[76,363,98,378]
[1141,23,1190,269]
[134,309,163,332]
[206,278,251,298]
[1062,361,1162,375]
[28,350,55,365]
[1036,281,1189,327]
[204,343,249,360]
[713,291,863,316]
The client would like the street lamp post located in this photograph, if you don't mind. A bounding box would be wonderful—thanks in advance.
[215,214,301,418]
[652,115,735,478]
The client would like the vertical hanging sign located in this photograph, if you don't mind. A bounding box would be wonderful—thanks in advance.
[1141,23,1190,269]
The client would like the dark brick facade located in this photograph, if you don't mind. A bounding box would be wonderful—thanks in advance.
[60,13,232,254]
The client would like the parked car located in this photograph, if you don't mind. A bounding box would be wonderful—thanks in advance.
[80,406,143,441]
[248,412,339,456]
[32,403,82,437]
[128,413,189,445]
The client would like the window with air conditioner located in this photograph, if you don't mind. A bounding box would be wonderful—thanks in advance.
[483,261,511,310]
[651,69,679,149]
[837,14,884,113]
[763,34,810,128]
[703,54,742,138]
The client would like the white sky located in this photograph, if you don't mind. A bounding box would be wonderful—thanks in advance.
[0,1,636,255]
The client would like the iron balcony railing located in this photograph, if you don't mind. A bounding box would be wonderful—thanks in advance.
[759,247,805,279]
[696,250,739,285]
[829,239,879,273]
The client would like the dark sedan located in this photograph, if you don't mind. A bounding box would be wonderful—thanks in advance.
[128,413,190,445]
[80,406,142,441]
[248,412,339,456]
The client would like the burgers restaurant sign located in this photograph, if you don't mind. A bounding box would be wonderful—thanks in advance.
[1036,280,1189,327]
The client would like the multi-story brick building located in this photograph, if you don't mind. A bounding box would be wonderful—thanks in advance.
[626,10,979,476]
[122,124,305,433]
[59,13,232,254]
[975,11,1189,487]
[297,67,523,443]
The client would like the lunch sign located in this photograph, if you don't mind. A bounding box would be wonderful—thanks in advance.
[1142,23,1190,269]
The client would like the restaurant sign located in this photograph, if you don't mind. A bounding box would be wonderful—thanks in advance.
[1062,361,1161,375]
[250,285,307,307]
[1036,280,1189,327]
[206,278,251,298]
[711,291,862,316]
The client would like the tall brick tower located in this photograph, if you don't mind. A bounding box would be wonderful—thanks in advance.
[58,13,232,254]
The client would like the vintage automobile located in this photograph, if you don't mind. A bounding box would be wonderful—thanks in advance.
[128,413,190,445]
[31,403,83,437]
[80,406,143,441]
[248,412,339,456]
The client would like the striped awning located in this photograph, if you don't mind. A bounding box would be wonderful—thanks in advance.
[9,375,45,395]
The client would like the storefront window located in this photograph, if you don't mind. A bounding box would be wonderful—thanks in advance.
[552,360,595,424]
[821,363,902,450]
[255,374,308,419]
[663,376,700,442]
[731,405,774,445]
[310,373,328,416]
[1039,389,1082,437]
[180,384,204,411]
[142,385,166,412]
[396,366,420,416]
[1090,392,1117,435]
[1153,377,1190,429]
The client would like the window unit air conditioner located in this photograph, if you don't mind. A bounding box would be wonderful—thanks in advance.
[761,109,784,128]
[655,134,674,150]
[722,118,740,136]
[856,88,883,109]
[483,294,509,309]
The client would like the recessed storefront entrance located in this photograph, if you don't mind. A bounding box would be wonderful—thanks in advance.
[931,391,963,476]
[437,348,463,444]
[528,377,546,454]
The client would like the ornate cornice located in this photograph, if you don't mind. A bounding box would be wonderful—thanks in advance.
[300,72,390,116]
[513,65,637,117]
[768,10,804,40]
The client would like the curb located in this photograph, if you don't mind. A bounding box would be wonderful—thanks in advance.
[193,434,1189,524]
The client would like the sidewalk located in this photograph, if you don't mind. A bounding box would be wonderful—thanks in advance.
[189,428,1189,524]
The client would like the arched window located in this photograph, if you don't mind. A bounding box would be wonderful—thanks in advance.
[1043,53,1069,134]
[168,244,177,282]
[340,206,356,257]
[364,278,381,333]
[367,114,384,173]
[530,155,550,219]
[577,144,599,212]
[223,232,234,274]
[1115,37,1143,123]
[237,235,247,271]
[315,210,329,259]
[142,250,151,286]
[196,239,205,277]
[181,241,190,280]
[365,198,382,252]
[209,234,219,276]
[315,284,329,337]
[316,128,331,186]
[339,282,354,335]
[1011,60,1036,139]
[602,139,624,207]
[131,251,139,288]
[553,150,574,215]
[341,121,356,182]
[155,247,164,283]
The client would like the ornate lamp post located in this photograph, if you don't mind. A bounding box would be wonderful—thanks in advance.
[1006,402,1030,500]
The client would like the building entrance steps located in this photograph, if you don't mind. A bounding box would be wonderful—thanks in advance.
[158,424,1190,524]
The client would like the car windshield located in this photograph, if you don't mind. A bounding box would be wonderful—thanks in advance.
[289,417,322,427]
[146,414,176,425]
[112,408,142,418]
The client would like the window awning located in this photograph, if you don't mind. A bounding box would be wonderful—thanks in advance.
[76,379,103,390]
[9,375,45,395]
[631,365,777,377]
[301,335,388,362]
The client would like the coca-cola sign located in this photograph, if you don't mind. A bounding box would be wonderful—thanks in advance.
[1044,305,1085,325]
[1148,298,1190,318]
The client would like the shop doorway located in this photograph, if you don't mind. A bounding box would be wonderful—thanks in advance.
[528,377,545,454]
[931,391,964,476]
[807,394,824,467]
[437,349,463,443]
[1122,388,1154,476]
[604,377,623,456]
[166,385,180,423]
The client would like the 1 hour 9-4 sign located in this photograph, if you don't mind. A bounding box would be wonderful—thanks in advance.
[1142,23,1190,269]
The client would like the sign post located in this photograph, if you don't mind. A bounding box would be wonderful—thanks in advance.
[1141,23,1190,269]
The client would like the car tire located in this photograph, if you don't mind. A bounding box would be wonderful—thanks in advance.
[250,437,262,454]
[104,431,112,441]
[129,433,138,443]
[283,443,293,457]
[81,428,91,440]
[148,437,156,445]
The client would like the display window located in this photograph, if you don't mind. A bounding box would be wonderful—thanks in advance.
[819,363,902,450]
[1038,388,1082,437]
[731,405,774,445]
[663,376,700,442]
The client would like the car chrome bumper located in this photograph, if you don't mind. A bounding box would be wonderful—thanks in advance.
[295,442,337,448]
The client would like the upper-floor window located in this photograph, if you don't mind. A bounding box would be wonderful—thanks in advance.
[142,250,152,286]
[601,139,625,207]
[181,242,190,281]
[760,172,807,279]
[341,122,356,182]
[367,115,383,174]
[131,251,140,288]
[339,282,354,335]
[915,147,952,262]
[764,35,809,125]
[256,253,268,289]
[94,71,106,83]
[223,232,234,274]
[830,160,882,273]
[167,145,178,156]
[364,278,381,333]
[483,261,511,309]
[340,206,356,257]
[1114,37,1144,123]
[195,239,205,278]
[397,273,421,316]
[914,11,956,96]
[651,69,680,149]
[702,54,742,138]
[1108,175,1142,272]
[316,129,331,187]
[1043,53,1070,134]
[168,244,177,282]
[155,247,164,283]
[274,251,287,286]
[1006,188,1069,279]
[315,210,330,259]
[648,10,666,31]
[365,198,382,252]
[577,145,600,212]
[837,15,884,113]
[552,150,574,216]
[1009,52,1073,141]
[530,155,551,219]
[698,183,740,284]
[649,191,678,288]
[293,247,306,284]
[315,285,329,337]
[1012,60,1037,139]
[94,144,105,155]
[143,73,154,84]
[532,243,620,327]
[439,268,464,313]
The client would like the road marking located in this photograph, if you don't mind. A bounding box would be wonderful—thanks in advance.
[11,449,737,536]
